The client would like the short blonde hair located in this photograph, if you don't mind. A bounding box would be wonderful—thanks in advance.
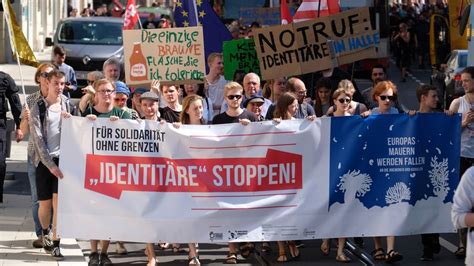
[224,81,243,96]
[338,79,356,96]
[207,52,223,65]
[93,79,116,92]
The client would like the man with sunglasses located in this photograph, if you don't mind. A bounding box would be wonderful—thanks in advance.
[211,81,255,264]
[212,82,256,125]
[0,71,22,203]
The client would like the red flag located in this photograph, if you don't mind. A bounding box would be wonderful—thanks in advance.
[293,0,340,23]
[281,0,293,24]
[123,0,139,30]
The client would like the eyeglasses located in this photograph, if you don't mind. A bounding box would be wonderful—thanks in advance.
[227,95,242,100]
[114,98,127,102]
[337,98,351,104]
[379,95,395,101]
[97,89,115,95]
[297,90,307,95]
[87,80,95,85]
[40,72,50,78]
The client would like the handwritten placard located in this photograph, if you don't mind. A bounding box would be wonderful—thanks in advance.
[253,8,378,80]
[223,38,260,80]
[123,27,205,85]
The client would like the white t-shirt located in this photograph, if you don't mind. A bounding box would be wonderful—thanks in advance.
[452,166,474,266]
[207,75,227,116]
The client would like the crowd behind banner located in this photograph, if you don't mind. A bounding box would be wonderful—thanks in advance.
[5,1,474,265]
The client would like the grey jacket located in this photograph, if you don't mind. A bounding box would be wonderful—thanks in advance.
[29,95,70,169]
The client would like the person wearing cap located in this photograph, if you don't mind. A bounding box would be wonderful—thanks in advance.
[139,91,162,266]
[140,92,161,121]
[244,94,265,121]
[131,87,149,118]
[114,81,139,120]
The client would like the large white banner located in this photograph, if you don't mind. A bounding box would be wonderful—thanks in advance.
[58,114,460,242]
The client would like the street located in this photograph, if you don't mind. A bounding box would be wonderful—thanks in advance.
[2,60,466,265]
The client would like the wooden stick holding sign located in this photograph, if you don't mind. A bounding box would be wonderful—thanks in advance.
[123,27,206,85]
[253,7,379,80]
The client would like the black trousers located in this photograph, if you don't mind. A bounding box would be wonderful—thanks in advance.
[0,124,7,202]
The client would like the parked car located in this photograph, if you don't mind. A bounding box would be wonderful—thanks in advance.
[45,17,124,89]
[431,49,467,108]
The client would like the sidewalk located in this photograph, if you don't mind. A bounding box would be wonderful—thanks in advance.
[0,49,87,265]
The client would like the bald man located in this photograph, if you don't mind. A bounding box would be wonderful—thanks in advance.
[221,73,272,117]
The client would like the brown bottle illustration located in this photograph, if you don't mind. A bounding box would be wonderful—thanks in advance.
[129,42,148,81]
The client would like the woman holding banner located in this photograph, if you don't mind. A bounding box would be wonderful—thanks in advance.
[272,92,315,262]
[362,81,403,263]
[320,88,352,262]
[172,94,207,265]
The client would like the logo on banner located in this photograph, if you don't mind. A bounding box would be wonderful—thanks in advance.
[209,231,223,241]
[228,230,248,240]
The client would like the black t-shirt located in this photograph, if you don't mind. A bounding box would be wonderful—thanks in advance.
[212,109,256,124]
[161,107,181,123]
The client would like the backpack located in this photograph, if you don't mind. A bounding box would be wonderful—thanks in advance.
[37,97,73,128]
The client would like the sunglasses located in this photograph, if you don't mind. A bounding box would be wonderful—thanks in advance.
[379,95,395,101]
[114,98,127,102]
[227,94,242,100]
[40,72,50,78]
[337,98,351,104]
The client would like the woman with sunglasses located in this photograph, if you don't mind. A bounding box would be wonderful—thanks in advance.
[320,88,352,262]
[361,81,403,263]
[326,79,367,116]
[362,81,399,117]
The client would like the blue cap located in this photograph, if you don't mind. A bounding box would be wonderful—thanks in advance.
[115,81,130,96]
[133,87,149,95]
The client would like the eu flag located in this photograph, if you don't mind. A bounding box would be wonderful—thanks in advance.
[174,0,232,69]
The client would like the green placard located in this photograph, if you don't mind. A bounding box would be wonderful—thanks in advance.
[223,38,261,80]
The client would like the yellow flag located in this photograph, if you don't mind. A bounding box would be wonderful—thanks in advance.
[2,0,39,67]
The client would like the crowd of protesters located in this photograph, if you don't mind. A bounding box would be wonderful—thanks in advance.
[9,0,474,265]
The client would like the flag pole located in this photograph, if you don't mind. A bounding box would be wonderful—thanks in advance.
[14,50,26,99]
[317,0,322,17]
